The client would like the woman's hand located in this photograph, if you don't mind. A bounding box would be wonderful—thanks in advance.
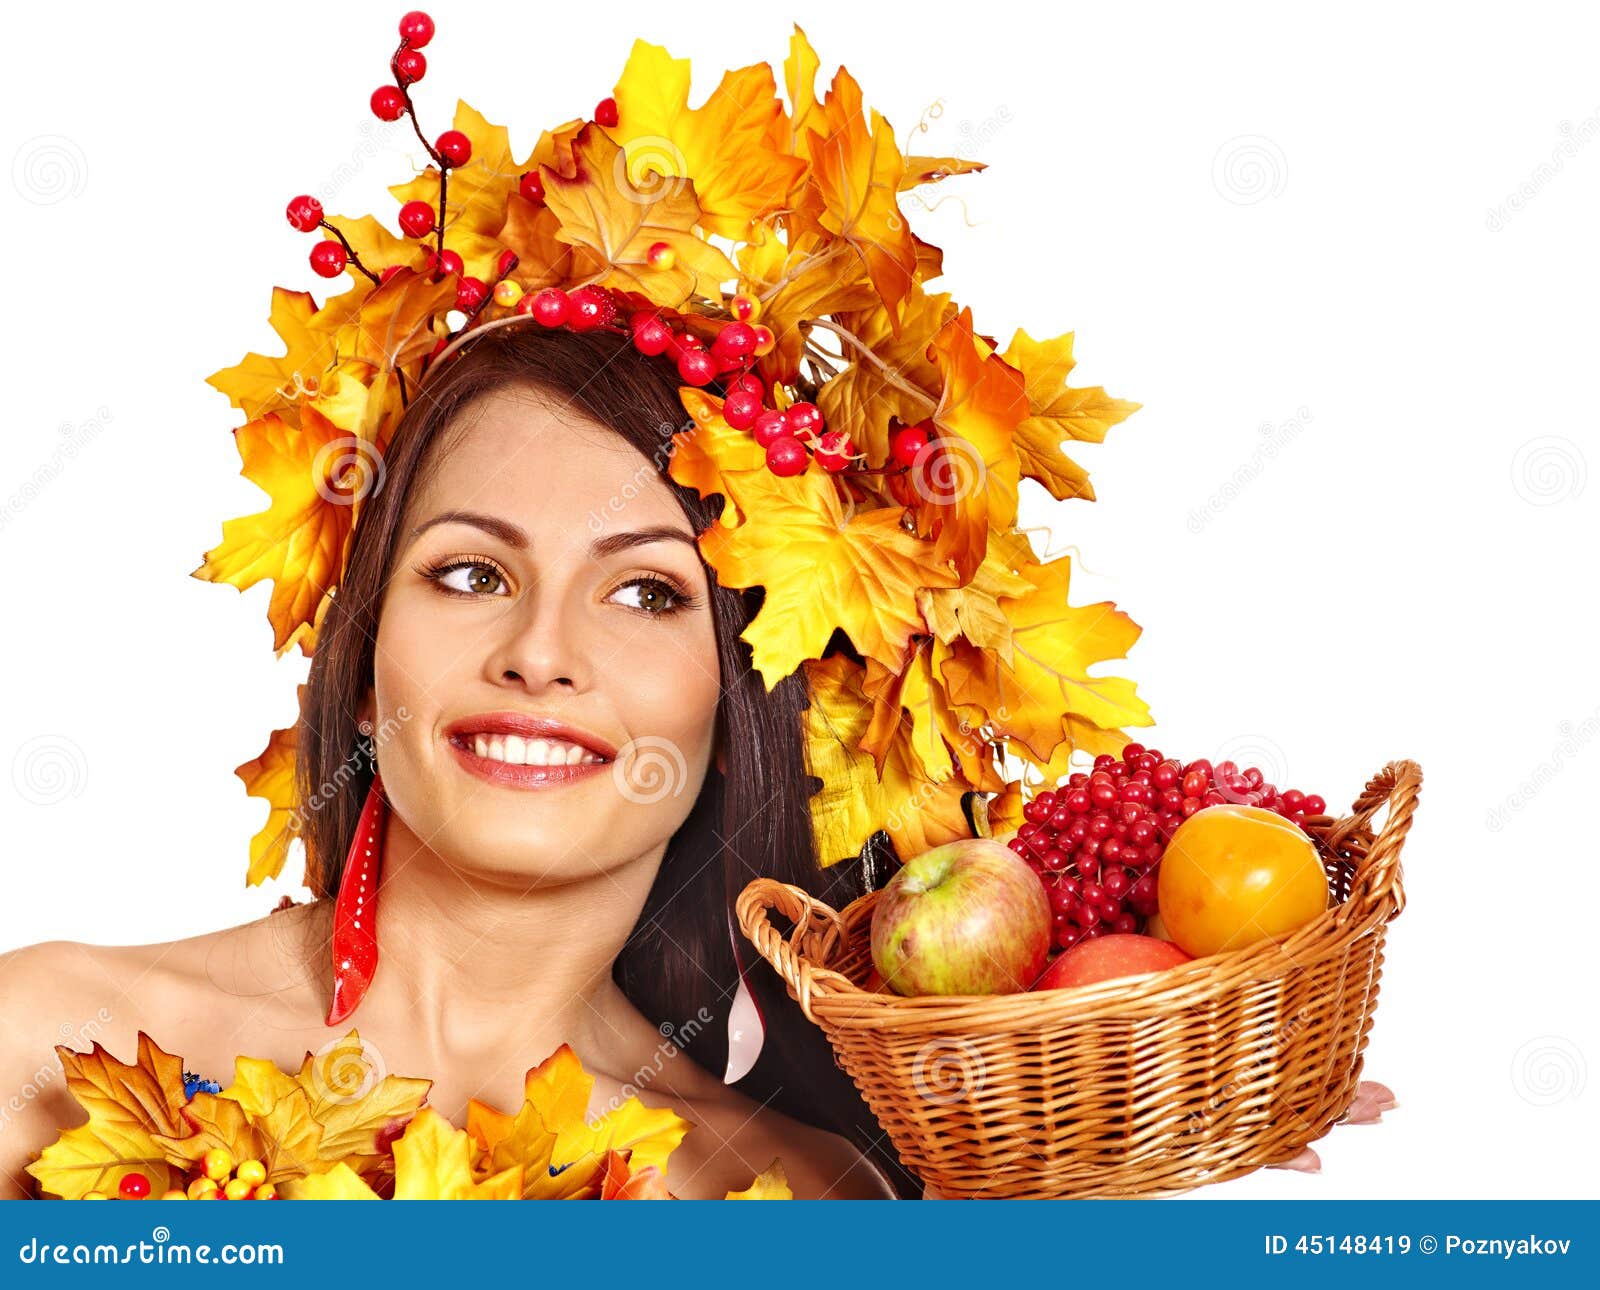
[920,1079,1397,1195]
[1266,1078,1398,1174]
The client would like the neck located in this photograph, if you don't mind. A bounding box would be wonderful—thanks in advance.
[352,809,660,1068]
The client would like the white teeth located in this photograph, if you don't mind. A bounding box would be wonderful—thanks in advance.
[463,733,603,766]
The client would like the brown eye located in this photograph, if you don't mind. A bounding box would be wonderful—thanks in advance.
[608,577,682,615]
[430,561,509,596]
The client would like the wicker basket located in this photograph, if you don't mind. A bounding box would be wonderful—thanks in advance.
[736,758,1421,1199]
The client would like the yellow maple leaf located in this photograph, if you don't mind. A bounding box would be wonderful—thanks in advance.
[940,555,1150,763]
[1001,328,1141,502]
[191,406,366,654]
[611,40,808,240]
[25,1034,189,1199]
[219,1029,429,1180]
[803,654,975,864]
[152,1088,329,1185]
[699,467,958,685]
[233,699,302,887]
[668,388,766,522]
[468,1043,692,1201]
[391,1108,522,1200]
[538,123,736,308]
[206,287,341,423]
[916,528,1034,663]
[387,102,523,282]
[900,156,987,189]
[726,1158,792,1199]
[787,32,918,326]
[920,308,1028,583]
[329,268,457,391]
[736,222,879,385]
[278,1161,379,1199]
[815,285,950,462]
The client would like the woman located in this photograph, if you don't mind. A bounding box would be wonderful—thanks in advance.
[0,323,910,1199]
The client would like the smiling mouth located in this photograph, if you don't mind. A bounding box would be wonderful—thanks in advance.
[445,733,612,790]
[452,733,609,767]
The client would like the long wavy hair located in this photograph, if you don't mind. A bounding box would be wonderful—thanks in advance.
[294,321,918,1196]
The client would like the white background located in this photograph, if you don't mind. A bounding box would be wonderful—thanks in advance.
[2,0,1595,1199]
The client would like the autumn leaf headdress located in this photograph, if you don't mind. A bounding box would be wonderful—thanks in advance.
[197,10,1151,885]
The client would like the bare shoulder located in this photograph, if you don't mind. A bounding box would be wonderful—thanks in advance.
[0,938,143,1198]
[661,1077,895,1199]
[0,913,322,1199]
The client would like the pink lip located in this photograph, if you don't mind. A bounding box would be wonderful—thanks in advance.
[444,711,618,757]
[443,712,616,792]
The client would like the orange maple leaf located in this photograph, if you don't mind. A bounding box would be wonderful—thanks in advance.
[699,469,958,686]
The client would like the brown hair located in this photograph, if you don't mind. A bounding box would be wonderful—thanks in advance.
[295,321,919,1195]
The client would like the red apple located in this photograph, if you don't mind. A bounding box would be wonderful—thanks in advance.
[870,839,1051,996]
[1031,933,1193,992]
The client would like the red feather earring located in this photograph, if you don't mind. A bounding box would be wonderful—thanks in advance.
[327,724,386,1026]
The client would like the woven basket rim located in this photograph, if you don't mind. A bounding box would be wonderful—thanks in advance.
[737,757,1421,1030]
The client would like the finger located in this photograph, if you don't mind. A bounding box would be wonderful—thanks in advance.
[1341,1082,1396,1125]
[1359,1078,1398,1110]
[1267,1145,1321,1173]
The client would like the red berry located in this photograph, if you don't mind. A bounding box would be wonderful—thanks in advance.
[1302,794,1326,816]
[309,241,347,278]
[455,276,488,311]
[631,316,674,356]
[711,321,758,362]
[814,430,854,473]
[567,284,616,331]
[727,371,764,398]
[530,288,570,326]
[496,248,518,278]
[379,265,405,283]
[370,86,407,122]
[118,1172,151,1200]
[519,171,545,203]
[784,401,824,438]
[752,410,788,448]
[399,10,435,47]
[436,130,472,168]
[429,248,463,279]
[285,194,323,232]
[594,97,619,128]
[1281,788,1305,813]
[765,435,809,476]
[677,347,718,386]
[394,48,426,86]
[398,200,436,238]
[723,388,763,430]
[891,424,929,468]
[1122,743,1146,763]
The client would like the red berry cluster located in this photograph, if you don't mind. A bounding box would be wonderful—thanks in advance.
[1008,743,1328,954]
[276,12,901,482]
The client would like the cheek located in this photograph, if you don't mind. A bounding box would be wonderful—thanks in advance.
[370,589,464,730]
[616,617,721,757]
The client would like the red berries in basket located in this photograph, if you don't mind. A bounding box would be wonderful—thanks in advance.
[1008,743,1327,954]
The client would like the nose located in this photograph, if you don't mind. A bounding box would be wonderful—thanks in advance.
[484,584,586,694]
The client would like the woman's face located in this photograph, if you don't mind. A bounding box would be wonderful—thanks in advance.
[363,383,721,885]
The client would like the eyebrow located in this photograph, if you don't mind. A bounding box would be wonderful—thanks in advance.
[408,510,697,558]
